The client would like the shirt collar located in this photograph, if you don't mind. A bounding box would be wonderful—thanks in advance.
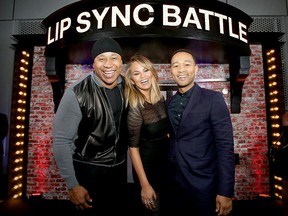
[177,85,195,98]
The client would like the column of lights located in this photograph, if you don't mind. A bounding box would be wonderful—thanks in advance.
[267,49,283,200]
[10,50,30,199]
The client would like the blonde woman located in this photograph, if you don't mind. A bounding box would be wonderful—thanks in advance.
[124,55,170,216]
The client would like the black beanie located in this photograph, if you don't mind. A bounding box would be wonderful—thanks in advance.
[91,37,123,60]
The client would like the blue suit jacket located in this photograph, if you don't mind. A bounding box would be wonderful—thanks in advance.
[167,83,235,199]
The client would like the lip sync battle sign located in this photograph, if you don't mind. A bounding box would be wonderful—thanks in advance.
[43,0,253,53]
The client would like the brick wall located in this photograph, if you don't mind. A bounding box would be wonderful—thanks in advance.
[26,44,269,200]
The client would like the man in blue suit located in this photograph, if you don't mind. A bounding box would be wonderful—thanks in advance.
[165,49,235,216]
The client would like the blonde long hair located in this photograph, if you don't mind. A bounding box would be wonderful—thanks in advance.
[124,55,162,108]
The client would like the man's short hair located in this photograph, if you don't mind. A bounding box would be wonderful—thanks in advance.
[171,49,196,63]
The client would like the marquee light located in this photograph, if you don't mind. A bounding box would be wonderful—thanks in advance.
[9,49,30,199]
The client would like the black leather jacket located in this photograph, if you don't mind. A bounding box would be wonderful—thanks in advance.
[73,74,127,165]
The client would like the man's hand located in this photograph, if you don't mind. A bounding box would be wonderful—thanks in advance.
[215,195,233,215]
[69,185,93,210]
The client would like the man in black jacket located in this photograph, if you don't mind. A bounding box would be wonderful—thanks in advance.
[52,37,128,215]
[165,49,234,216]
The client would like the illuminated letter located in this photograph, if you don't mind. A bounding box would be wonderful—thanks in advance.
[92,7,110,29]
[111,5,130,27]
[60,18,71,39]
[163,5,181,26]
[239,22,248,43]
[214,13,227,34]
[183,7,201,29]
[228,17,239,39]
[199,9,214,31]
[55,22,59,41]
[47,27,54,45]
[76,12,91,33]
[134,4,154,26]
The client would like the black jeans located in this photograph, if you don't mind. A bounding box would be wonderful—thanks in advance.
[73,159,128,215]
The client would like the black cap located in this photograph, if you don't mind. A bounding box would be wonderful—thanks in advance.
[91,37,123,60]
